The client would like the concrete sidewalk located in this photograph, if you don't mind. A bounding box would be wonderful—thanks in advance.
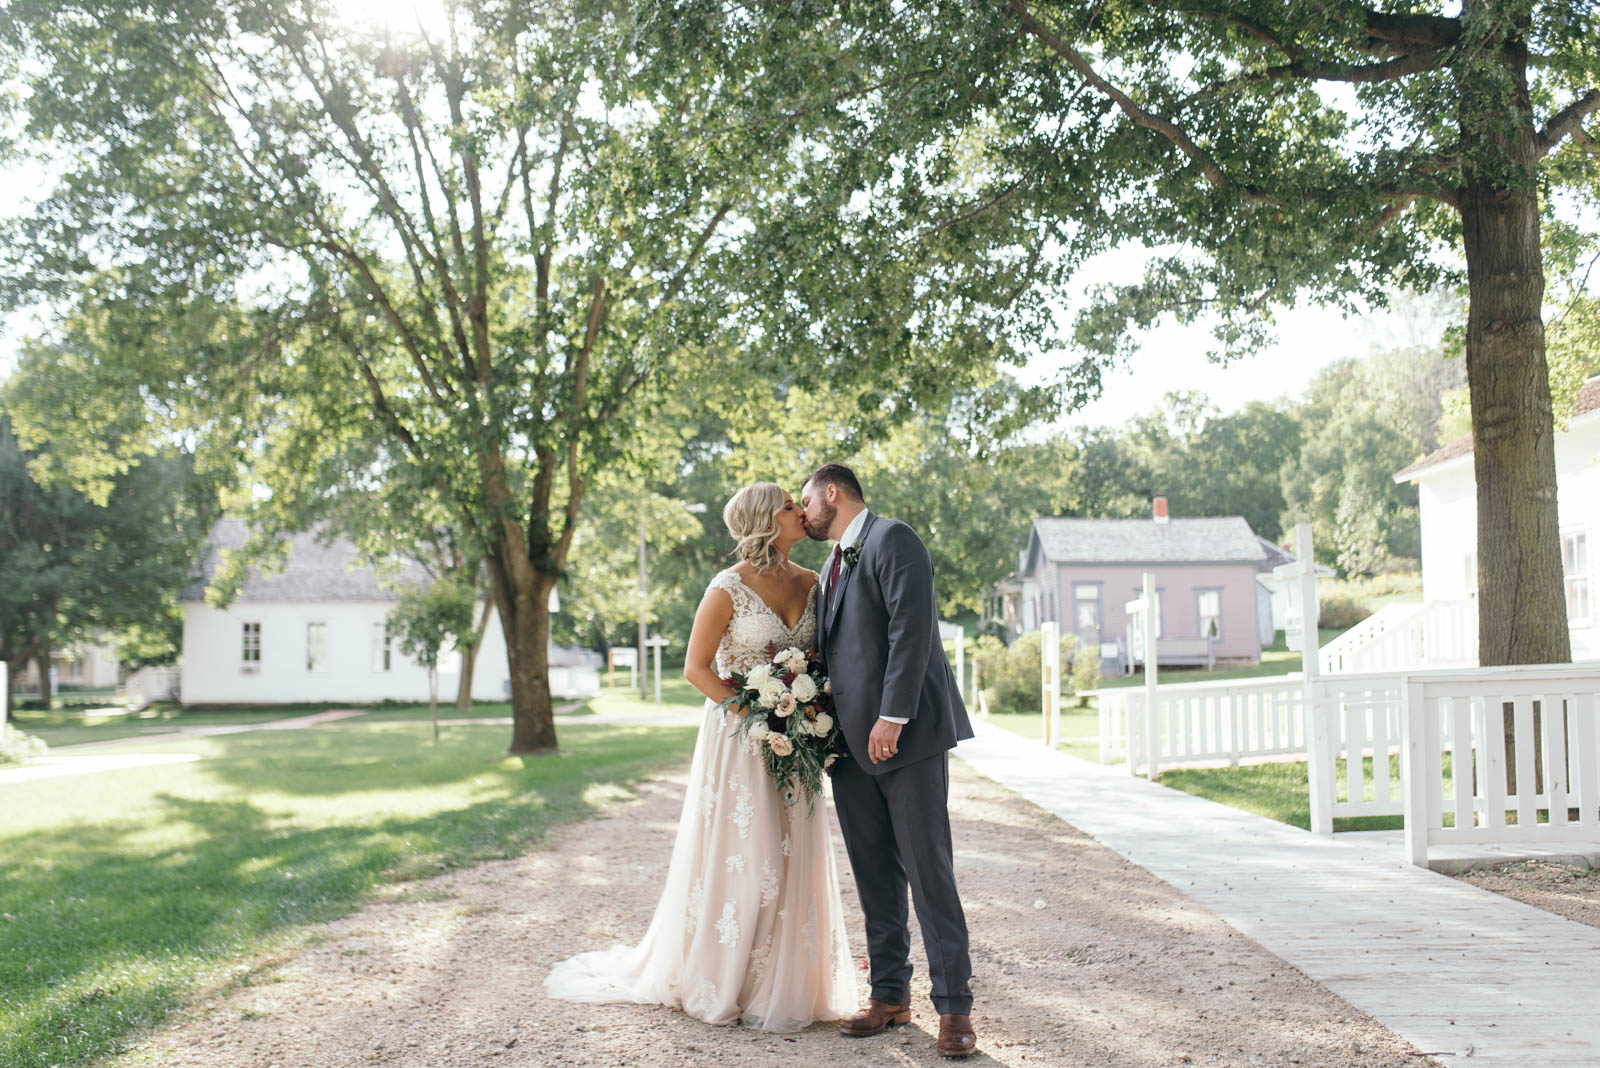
[954,718,1600,1067]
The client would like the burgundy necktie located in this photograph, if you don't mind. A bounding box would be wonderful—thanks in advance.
[826,545,842,606]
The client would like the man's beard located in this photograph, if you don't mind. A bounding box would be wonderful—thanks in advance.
[803,501,836,542]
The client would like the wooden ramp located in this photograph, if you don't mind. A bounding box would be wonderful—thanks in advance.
[955,718,1600,1067]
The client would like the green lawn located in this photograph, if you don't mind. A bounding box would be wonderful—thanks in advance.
[1155,752,1455,832]
[10,705,314,749]
[983,707,1104,762]
[0,697,698,1068]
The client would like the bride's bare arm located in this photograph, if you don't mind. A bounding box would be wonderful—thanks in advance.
[683,588,739,705]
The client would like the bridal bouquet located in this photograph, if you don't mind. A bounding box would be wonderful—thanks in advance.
[719,643,842,809]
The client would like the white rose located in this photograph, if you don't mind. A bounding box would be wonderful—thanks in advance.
[790,674,818,702]
[811,713,833,735]
[778,647,805,664]
[768,733,794,756]
[785,653,807,675]
[758,679,786,709]
[822,678,832,694]
[748,720,771,742]
[775,692,798,717]
[745,664,772,690]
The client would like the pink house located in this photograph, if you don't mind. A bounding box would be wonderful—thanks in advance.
[1005,499,1269,668]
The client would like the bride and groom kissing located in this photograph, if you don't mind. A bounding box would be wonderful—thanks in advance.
[546,463,978,1058]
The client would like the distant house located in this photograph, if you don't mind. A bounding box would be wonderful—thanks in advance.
[1392,376,1599,663]
[996,498,1271,668]
[179,519,598,705]
[1253,536,1334,636]
[13,637,122,692]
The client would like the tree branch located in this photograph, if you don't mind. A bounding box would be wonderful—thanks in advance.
[1173,7,1302,60]
[1361,9,1462,49]
[1009,0,1280,204]
[1539,89,1600,155]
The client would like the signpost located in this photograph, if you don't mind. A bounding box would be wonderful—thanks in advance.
[1275,523,1332,833]
[609,647,638,691]
[1121,572,1161,779]
[646,634,669,705]
[1040,621,1060,748]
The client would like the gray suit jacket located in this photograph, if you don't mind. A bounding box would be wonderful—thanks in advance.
[819,513,974,776]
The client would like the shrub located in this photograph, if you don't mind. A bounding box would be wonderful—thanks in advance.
[978,630,1096,716]
[0,722,47,765]
[1318,594,1372,630]
[1069,647,1101,703]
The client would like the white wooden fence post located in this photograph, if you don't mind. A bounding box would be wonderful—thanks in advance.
[955,627,966,702]
[1291,523,1335,835]
[971,654,985,717]
[1401,676,1430,867]
[1142,572,1160,780]
[1041,621,1060,749]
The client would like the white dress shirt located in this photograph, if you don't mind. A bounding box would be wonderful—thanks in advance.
[822,509,908,725]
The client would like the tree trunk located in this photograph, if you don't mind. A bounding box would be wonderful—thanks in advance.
[34,651,53,708]
[454,597,493,710]
[1458,11,1571,671]
[1457,11,1570,798]
[429,665,440,744]
[488,555,559,754]
[2,657,17,725]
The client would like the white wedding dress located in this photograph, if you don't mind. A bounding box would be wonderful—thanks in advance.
[544,569,857,1031]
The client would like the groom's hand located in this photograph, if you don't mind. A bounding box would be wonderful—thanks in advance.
[868,718,903,764]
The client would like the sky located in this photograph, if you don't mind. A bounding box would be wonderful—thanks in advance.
[1031,298,1438,431]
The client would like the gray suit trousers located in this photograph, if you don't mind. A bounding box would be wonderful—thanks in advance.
[830,750,973,1015]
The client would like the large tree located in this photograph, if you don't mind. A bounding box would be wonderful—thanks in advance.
[1,1,1051,751]
[668,0,1599,667]
[0,415,210,720]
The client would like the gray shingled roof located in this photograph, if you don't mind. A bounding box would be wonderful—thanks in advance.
[180,518,431,603]
[1030,516,1267,566]
[1254,536,1296,572]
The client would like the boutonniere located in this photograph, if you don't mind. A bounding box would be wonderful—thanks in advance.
[839,543,862,573]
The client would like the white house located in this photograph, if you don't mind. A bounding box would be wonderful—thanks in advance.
[1391,375,1599,663]
[13,637,122,692]
[179,519,598,705]
[1252,536,1334,636]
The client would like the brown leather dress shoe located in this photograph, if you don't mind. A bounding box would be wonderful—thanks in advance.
[837,998,912,1037]
[938,1013,977,1058]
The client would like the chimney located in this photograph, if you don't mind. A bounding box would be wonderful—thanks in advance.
[1152,495,1170,524]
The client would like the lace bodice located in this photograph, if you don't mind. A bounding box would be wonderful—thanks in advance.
[707,569,818,676]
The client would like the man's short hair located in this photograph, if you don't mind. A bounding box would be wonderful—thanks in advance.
[805,463,864,502]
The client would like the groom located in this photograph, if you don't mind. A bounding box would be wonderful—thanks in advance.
[799,463,977,1059]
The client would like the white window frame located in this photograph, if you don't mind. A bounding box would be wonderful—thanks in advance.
[1562,529,1591,627]
[1196,588,1223,642]
[306,622,327,673]
[241,621,262,670]
[372,621,393,672]
[1073,583,1102,650]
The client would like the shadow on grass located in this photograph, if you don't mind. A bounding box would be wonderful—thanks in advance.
[0,721,697,1068]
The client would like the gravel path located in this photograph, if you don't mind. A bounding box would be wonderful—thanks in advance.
[129,759,1434,1067]
[1457,859,1600,930]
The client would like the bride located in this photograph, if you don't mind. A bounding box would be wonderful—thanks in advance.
[545,482,858,1031]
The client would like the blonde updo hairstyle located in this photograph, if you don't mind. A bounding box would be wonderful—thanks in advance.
[723,482,788,573]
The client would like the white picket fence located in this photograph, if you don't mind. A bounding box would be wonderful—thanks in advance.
[124,665,181,711]
[1092,675,1309,775]
[1398,664,1600,865]
[1091,660,1600,865]
[1319,599,1477,674]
